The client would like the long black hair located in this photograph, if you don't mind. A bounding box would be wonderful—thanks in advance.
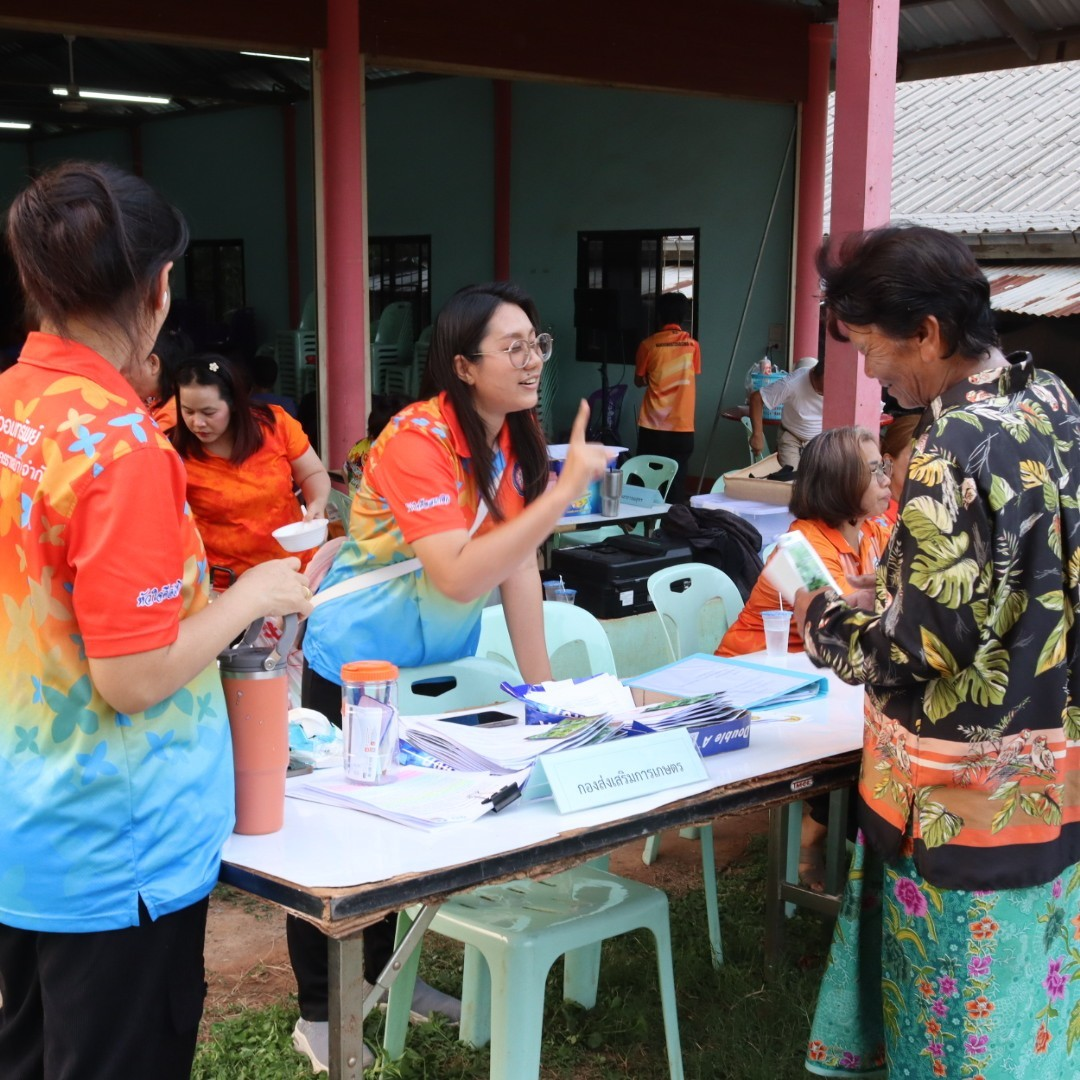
[420,282,549,519]
[171,352,274,465]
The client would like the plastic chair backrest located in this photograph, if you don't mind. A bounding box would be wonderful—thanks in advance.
[710,475,725,494]
[413,325,432,365]
[476,602,618,681]
[326,488,351,533]
[397,655,518,715]
[621,455,678,500]
[741,415,768,464]
[646,563,745,660]
[298,292,317,331]
[374,301,415,353]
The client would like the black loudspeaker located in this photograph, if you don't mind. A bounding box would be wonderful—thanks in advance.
[574,288,639,333]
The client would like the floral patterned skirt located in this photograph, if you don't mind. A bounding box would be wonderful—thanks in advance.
[805,833,1080,1078]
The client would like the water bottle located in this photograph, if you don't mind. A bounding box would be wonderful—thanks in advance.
[219,614,299,834]
[341,660,400,785]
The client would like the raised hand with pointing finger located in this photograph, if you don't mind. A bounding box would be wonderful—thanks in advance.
[554,400,616,504]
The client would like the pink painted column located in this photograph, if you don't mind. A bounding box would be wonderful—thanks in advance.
[823,0,900,431]
[791,23,832,364]
[318,0,367,471]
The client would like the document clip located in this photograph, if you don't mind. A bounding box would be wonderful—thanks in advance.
[482,782,522,814]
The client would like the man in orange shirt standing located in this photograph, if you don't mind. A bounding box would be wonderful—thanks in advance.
[634,291,700,503]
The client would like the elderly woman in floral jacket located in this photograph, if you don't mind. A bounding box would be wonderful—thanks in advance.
[794,225,1080,1080]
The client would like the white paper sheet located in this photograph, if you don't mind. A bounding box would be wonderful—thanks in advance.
[629,654,827,710]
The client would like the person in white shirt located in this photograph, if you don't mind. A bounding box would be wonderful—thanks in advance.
[747,355,824,468]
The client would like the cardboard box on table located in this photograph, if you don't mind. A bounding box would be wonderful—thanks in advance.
[720,453,793,507]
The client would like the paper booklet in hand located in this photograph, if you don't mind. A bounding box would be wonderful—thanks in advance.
[763,531,844,604]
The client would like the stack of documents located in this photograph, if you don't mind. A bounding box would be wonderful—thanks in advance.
[615,693,749,734]
[399,715,572,774]
[287,765,530,829]
[630,655,828,711]
[503,673,637,720]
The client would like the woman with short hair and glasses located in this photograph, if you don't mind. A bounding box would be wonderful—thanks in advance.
[718,425,892,659]
[288,281,610,1072]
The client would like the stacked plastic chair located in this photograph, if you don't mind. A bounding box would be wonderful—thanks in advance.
[274,293,318,400]
[371,301,415,395]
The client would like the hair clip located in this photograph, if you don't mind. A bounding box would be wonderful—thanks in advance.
[208,361,219,372]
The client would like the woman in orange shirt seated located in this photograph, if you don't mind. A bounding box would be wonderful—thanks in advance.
[718,424,892,657]
[172,353,331,579]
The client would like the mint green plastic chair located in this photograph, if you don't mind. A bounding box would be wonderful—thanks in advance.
[383,864,685,1079]
[741,415,768,464]
[638,564,746,967]
[325,487,351,535]
[476,600,617,680]
[646,563,744,661]
[397,656,517,715]
[558,453,677,548]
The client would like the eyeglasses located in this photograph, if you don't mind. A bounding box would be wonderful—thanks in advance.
[471,333,554,368]
[869,459,894,482]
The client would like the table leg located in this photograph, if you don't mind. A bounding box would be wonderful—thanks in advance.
[328,930,367,1080]
[765,798,847,975]
[764,804,787,973]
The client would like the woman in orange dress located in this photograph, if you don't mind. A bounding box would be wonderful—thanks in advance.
[172,353,330,579]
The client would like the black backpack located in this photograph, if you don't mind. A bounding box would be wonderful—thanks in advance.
[658,504,765,601]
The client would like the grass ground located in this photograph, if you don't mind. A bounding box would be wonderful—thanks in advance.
[193,833,833,1079]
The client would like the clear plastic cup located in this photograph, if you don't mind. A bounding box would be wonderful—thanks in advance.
[761,610,792,659]
[554,587,577,605]
[340,660,399,785]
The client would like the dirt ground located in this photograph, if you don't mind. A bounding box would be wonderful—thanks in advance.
[202,809,770,1034]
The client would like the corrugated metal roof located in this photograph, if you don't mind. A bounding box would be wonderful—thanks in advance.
[826,59,1080,234]
[984,263,1080,316]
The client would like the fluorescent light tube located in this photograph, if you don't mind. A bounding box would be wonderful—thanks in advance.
[240,50,309,62]
[0,120,31,129]
[52,87,171,105]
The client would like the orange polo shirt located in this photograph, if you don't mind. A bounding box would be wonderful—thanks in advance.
[149,395,177,437]
[717,516,891,657]
[180,405,313,578]
[635,323,701,433]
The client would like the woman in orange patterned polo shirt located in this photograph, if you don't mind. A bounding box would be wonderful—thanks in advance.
[172,352,331,580]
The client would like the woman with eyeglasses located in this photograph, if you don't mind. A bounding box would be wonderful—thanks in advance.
[172,352,331,581]
[288,281,610,1072]
[717,425,892,659]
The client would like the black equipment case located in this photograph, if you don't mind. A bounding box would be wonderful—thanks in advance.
[548,533,693,619]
